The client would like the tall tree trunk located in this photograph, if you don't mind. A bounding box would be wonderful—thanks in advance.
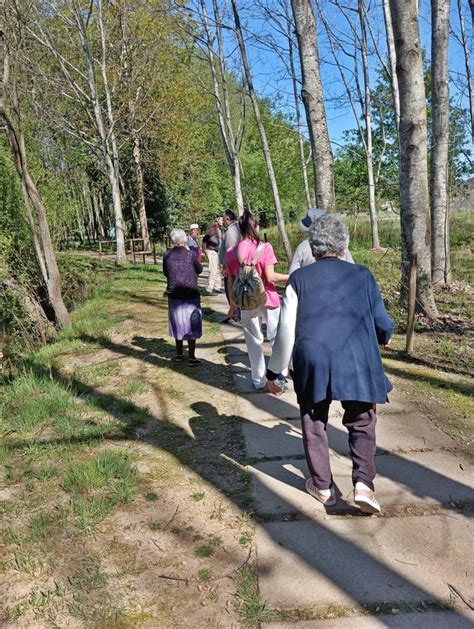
[72,1,127,265]
[132,134,150,250]
[430,0,451,285]
[211,0,245,216]
[199,0,245,216]
[389,0,438,318]
[230,0,292,260]
[0,40,70,328]
[359,0,380,249]
[290,0,335,212]
[382,0,400,135]
[91,185,105,239]
[457,0,474,142]
[286,0,312,210]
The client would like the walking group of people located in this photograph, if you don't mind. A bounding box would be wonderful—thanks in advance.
[162,207,394,514]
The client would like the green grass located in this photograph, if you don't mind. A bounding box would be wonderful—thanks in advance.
[195,545,214,558]
[233,566,272,626]
[197,568,213,581]
[62,451,137,496]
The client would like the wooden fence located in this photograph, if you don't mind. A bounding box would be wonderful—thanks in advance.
[98,238,158,264]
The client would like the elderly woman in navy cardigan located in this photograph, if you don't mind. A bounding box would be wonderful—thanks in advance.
[267,215,394,514]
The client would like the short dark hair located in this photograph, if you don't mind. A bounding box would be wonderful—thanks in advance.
[223,209,237,221]
[239,209,259,242]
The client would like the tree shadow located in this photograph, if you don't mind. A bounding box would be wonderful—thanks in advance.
[11,357,473,624]
[384,363,474,397]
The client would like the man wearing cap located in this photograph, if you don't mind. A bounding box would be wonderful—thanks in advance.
[289,208,354,274]
[187,224,200,259]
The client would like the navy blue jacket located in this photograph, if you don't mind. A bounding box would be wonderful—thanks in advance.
[287,258,394,406]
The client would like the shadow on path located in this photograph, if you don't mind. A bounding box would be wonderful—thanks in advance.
[11,330,472,625]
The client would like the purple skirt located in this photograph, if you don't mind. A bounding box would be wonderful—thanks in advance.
[168,298,202,340]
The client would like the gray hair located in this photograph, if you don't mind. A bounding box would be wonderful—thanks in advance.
[309,214,349,259]
[170,228,188,247]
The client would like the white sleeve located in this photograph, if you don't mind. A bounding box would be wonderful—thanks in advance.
[268,283,298,375]
[345,249,355,264]
[289,243,303,275]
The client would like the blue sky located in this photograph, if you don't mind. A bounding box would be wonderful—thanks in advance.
[213,0,473,147]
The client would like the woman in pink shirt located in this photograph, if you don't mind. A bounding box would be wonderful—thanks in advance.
[226,210,289,389]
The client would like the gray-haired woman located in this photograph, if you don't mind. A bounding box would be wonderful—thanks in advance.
[163,228,203,365]
[267,214,394,514]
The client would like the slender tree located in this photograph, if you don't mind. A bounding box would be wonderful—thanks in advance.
[198,0,245,215]
[457,0,474,142]
[430,0,451,284]
[0,28,70,328]
[389,0,438,317]
[25,0,128,265]
[382,0,400,135]
[230,0,292,260]
[290,0,335,211]
[358,0,380,248]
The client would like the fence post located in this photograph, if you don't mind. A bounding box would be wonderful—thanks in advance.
[152,241,157,265]
[405,253,417,355]
[98,241,102,261]
[130,239,136,264]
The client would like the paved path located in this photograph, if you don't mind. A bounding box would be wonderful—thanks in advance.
[200,276,474,628]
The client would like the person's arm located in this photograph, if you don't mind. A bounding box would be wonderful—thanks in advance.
[162,252,169,278]
[266,282,298,387]
[193,255,203,275]
[227,274,238,318]
[218,238,226,267]
[265,264,289,283]
[368,271,394,346]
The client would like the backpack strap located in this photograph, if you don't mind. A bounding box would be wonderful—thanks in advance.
[234,245,245,267]
[235,242,264,267]
[251,243,265,266]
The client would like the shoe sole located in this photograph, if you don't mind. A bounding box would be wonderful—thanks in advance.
[354,496,381,514]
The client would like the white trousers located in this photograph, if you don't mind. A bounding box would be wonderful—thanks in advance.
[240,305,281,386]
[206,250,222,291]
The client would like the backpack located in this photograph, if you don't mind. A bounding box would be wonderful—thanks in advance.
[231,243,267,310]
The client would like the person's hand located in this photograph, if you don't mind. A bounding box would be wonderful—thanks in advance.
[266,380,283,395]
[228,305,237,319]
[381,338,392,349]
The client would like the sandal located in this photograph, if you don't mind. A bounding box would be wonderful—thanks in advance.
[354,482,381,514]
[188,358,202,366]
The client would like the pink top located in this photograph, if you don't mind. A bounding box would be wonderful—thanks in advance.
[226,239,280,309]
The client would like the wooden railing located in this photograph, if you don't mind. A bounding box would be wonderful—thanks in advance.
[98,238,158,264]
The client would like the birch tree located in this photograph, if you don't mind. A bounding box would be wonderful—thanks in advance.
[24,0,127,265]
[290,0,335,212]
[382,0,400,135]
[318,2,380,247]
[457,0,474,141]
[0,26,70,328]
[430,0,451,285]
[230,0,292,260]
[198,0,245,215]
[358,0,380,248]
[389,0,438,317]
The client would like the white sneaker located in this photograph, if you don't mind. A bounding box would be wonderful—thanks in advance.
[305,478,336,506]
[354,481,381,514]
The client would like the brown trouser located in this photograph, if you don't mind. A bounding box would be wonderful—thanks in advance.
[300,400,377,491]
